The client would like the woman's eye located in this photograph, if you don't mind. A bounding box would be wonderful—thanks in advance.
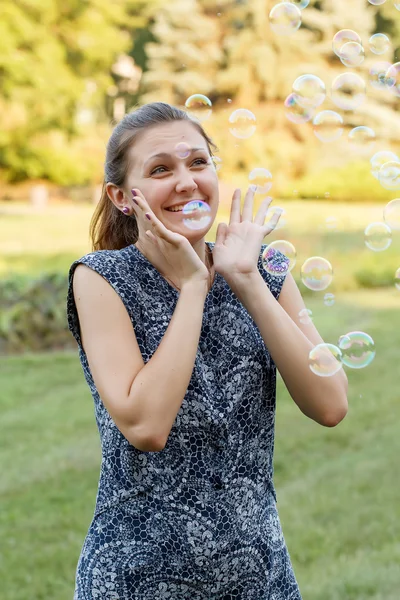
[151,158,208,175]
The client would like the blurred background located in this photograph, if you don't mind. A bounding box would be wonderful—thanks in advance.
[0,0,399,598]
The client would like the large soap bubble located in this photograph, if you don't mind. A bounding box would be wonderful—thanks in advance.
[331,73,366,111]
[269,2,302,36]
[284,93,314,123]
[248,168,273,194]
[313,111,343,143]
[383,199,400,231]
[385,62,400,97]
[369,33,391,55]
[370,151,399,180]
[263,240,297,274]
[379,161,400,190]
[185,94,212,122]
[369,61,392,90]
[228,109,257,139]
[339,42,365,68]
[338,332,376,370]
[364,222,392,252]
[301,257,333,291]
[332,30,362,57]
[292,74,326,108]
[309,344,343,377]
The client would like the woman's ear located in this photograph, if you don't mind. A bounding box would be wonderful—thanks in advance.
[106,183,126,211]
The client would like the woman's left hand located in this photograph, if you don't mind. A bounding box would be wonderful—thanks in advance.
[212,186,282,280]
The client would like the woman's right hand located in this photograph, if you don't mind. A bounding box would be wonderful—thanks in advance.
[130,189,210,290]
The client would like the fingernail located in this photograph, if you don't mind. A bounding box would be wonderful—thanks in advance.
[145,213,151,220]
[133,197,138,205]
[250,184,257,192]
[131,188,138,196]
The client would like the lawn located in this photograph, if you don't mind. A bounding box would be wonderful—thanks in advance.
[0,199,399,599]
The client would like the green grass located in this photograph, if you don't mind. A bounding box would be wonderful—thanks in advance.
[0,290,399,599]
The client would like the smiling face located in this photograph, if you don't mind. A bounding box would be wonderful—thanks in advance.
[124,120,219,243]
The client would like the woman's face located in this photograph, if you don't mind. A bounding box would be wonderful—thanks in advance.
[124,120,219,241]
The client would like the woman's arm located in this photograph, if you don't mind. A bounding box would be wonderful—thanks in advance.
[226,271,348,427]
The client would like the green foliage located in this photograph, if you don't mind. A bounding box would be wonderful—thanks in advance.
[0,272,70,354]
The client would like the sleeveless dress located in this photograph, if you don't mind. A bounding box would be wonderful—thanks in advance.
[66,241,302,600]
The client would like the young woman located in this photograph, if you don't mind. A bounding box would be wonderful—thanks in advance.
[67,102,348,599]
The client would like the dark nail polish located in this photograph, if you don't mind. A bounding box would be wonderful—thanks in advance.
[145,213,151,220]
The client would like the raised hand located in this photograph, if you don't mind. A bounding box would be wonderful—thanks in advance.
[212,186,282,280]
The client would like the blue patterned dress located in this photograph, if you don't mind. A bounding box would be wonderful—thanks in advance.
[67,241,302,600]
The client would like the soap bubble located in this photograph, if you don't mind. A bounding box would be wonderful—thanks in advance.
[262,245,290,278]
[181,200,212,231]
[379,161,400,190]
[331,73,366,111]
[339,42,365,68]
[292,74,326,108]
[289,0,309,8]
[269,2,302,36]
[174,142,192,159]
[284,93,315,124]
[364,222,392,252]
[309,343,343,377]
[301,257,333,291]
[324,293,335,306]
[313,110,344,142]
[263,240,297,273]
[395,267,400,290]
[338,332,376,370]
[385,62,400,97]
[184,94,212,121]
[332,30,362,57]
[299,308,313,325]
[348,126,376,151]
[368,0,386,4]
[248,168,273,194]
[370,151,400,179]
[383,198,400,231]
[369,33,391,55]
[322,216,342,232]
[395,2,400,10]
[228,108,257,139]
[369,61,392,90]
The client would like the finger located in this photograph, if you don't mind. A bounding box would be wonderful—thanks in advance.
[229,189,242,225]
[215,222,228,246]
[242,185,256,222]
[263,209,282,236]
[254,196,273,226]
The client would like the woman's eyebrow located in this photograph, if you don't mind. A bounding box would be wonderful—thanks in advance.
[143,147,206,167]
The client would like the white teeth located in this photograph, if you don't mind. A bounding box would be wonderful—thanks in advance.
[167,206,185,212]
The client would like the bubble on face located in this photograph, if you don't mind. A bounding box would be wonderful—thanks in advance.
[184,94,212,121]
[324,292,335,306]
[309,343,343,377]
[262,242,295,276]
[269,2,302,36]
[338,331,376,369]
[332,29,362,57]
[385,62,400,97]
[299,308,313,325]
[369,33,391,55]
[331,73,366,111]
[378,161,400,190]
[339,42,365,68]
[383,198,400,231]
[348,126,376,150]
[284,93,315,124]
[370,151,400,179]
[364,222,392,252]
[292,75,326,108]
[248,168,273,194]
[312,110,344,143]
[228,108,257,139]
[181,200,212,231]
[369,61,392,90]
[301,257,333,291]
[174,142,192,159]
[395,267,400,290]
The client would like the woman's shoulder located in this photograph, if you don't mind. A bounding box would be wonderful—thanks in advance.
[68,245,136,279]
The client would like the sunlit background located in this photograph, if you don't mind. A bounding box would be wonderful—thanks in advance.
[1,1,399,598]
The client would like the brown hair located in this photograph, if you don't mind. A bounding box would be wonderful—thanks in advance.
[90,102,218,251]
